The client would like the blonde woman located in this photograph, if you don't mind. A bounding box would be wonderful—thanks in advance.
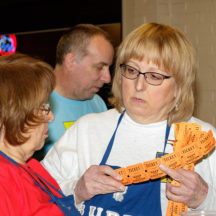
[43,23,216,215]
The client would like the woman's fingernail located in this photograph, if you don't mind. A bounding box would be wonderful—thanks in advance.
[159,164,165,170]
[120,186,125,191]
[117,175,122,181]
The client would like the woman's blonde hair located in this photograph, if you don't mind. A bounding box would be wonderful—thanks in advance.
[0,53,55,145]
[111,22,196,125]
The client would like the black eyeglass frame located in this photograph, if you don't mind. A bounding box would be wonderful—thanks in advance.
[120,64,172,86]
[39,103,51,115]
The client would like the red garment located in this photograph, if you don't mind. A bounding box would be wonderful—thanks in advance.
[0,155,64,216]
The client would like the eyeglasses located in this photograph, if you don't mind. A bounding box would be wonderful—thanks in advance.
[40,103,51,115]
[120,64,172,86]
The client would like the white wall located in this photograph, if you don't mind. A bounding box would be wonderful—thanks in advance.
[122,0,216,126]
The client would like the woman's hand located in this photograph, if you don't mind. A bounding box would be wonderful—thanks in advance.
[160,164,208,208]
[74,165,125,204]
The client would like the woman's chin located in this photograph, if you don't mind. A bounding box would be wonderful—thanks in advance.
[36,142,45,151]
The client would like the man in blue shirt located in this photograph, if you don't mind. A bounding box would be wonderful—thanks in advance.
[34,24,114,160]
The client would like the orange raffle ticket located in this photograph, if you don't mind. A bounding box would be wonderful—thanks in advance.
[115,122,216,216]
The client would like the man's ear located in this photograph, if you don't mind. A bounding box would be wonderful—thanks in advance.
[64,52,76,69]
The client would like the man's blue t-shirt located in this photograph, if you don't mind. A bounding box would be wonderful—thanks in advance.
[34,91,107,160]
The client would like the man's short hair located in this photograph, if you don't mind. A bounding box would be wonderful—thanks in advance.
[56,24,112,64]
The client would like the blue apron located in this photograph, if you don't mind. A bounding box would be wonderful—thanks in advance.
[83,112,170,216]
[0,151,80,216]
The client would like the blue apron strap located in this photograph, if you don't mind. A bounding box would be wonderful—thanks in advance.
[34,172,65,196]
[0,150,64,197]
[0,151,80,216]
[163,121,171,154]
[100,113,170,165]
[33,179,59,200]
[22,170,79,215]
[83,112,167,216]
[0,151,19,166]
[100,110,125,165]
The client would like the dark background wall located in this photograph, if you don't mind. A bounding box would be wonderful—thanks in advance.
[1,0,122,34]
[1,0,122,107]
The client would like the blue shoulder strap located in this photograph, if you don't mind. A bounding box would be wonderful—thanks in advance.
[163,121,171,154]
[100,111,125,165]
[0,150,64,196]
[100,112,170,165]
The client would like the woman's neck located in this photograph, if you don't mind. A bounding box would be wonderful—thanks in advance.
[126,111,168,125]
[0,144,27,165]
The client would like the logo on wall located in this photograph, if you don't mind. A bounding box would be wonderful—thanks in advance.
[0,34,17,56]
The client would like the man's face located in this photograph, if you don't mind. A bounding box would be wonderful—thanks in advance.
[70,35,114,100]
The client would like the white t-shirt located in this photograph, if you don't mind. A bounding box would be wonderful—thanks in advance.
[42,108,216,215]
